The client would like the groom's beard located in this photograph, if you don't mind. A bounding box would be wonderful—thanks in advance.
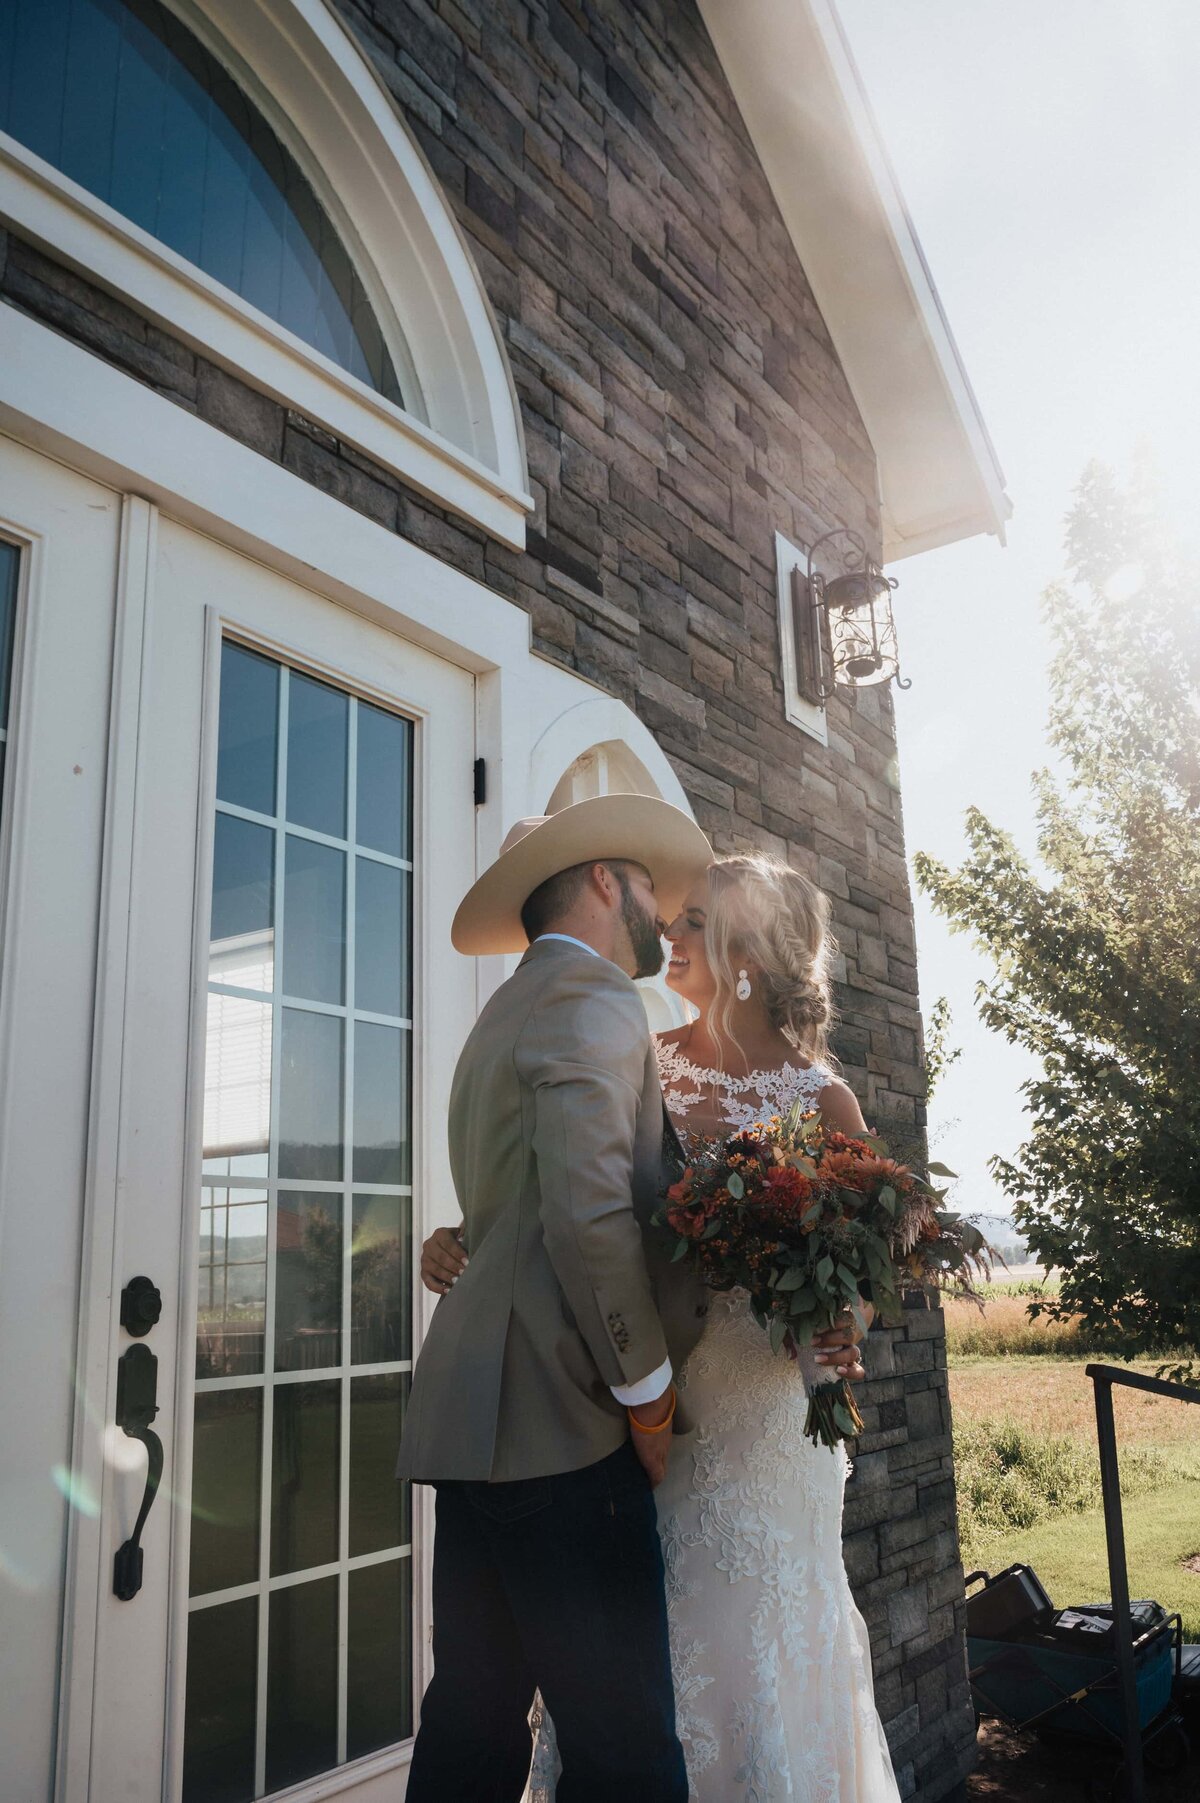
[616,871,665,980]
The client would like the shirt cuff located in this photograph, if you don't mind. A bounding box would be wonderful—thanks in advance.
[610,1358,673,1408]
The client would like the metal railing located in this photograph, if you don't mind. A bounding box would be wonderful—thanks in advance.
[1085,1363,1200,1800]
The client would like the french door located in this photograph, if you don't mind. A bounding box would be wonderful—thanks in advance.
[0,436,475,1801]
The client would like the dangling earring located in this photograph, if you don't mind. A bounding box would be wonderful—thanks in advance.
[736,968,752,1002]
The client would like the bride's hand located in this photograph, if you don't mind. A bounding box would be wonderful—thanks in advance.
[811,1302,873,1382]
[421,1224,467,1295]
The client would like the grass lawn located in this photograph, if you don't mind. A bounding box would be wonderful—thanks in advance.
[949,1354,1200,1643]
[950,1355,1200,1457]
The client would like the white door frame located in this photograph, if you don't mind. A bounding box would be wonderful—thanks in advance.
[0,299,698,1802]
[0,445,124,1803]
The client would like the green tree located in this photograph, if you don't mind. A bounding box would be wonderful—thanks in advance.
[915,464,1200,1373]
[923,995,962,1105]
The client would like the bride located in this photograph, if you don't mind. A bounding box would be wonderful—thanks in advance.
[423,853,900,1802]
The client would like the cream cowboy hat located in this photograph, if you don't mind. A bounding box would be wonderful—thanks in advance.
[451,794,714,955]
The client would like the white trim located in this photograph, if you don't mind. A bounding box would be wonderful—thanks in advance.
[0,302,530,677]
[774,531,829,746]
[697,0,1011,561]
[0,0,532,546]
[529,692,694,817]
[55,495,157,1803]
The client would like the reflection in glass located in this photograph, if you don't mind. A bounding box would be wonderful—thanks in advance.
[286,673,347,839]
[355,858,409,1018]
[266,1577,338,1793]
[183,1596,258,1803]
[350,1373,410,1557]
[0,541,18,733]
[202,993,272,1171]
[348,1559,412,1757]
[200,1151,269,1180]
[278,1008,343,1180]
[356,703,412,860]
[0,0,404,402]
[210,813,274,989]
[353,1022,409,1184]
[216,641,278,815]
[283,836,345,1004]
[351,1195,410,1364]
[275,1191,342,1372]
[189,1390,263,1595]
[270,1380,339,1576]
[189,639,419,1793]
[197,1189,267,1378]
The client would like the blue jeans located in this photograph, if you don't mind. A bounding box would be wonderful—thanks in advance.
[406,1440,687,1803]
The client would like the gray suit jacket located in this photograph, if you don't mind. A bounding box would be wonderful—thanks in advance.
[397,938,707,1482]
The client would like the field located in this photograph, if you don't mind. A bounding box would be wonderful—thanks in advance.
[946,1285,1200,1642]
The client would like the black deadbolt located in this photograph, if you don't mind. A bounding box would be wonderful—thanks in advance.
[120,1274,162,1338]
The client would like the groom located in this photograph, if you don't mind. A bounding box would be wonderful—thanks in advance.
[398,794,713,1801]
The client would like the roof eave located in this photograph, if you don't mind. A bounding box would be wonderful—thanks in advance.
[697,0,1012,563]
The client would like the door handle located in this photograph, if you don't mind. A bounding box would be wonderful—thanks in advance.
[112,1340,163,1601]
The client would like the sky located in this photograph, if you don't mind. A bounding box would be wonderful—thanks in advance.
[835,0,1200,1226]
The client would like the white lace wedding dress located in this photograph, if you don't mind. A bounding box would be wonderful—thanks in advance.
[527,1042,901,1803]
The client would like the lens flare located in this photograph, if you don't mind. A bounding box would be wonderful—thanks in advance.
[51,1463,101,1518]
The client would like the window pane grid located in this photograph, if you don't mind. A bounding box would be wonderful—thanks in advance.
[193,646,414,1800]
[214,797,413,870]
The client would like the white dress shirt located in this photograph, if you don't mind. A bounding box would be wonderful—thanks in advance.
[534,933,673,1409]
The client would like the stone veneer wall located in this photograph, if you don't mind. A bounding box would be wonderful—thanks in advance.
[0,0,975,1791]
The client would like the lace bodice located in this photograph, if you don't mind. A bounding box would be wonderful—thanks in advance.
[654,1037,833,1136]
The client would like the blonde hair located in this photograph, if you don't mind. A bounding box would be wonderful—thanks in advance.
[704,854,836,1069]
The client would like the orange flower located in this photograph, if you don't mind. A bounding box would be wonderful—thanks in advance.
[761,1165,812,1210]
[817,1150,871,1190]
[857,1155,912,1187]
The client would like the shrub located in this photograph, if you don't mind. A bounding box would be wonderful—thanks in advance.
[956,1417,1169,1550]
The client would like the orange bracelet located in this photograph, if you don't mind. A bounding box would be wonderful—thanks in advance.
[628,1385,677,1435]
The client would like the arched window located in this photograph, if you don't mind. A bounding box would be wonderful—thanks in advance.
[0,0,402,403]
[0,0,530,540]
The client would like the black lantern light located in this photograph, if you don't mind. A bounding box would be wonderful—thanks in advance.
[789,527,909,704]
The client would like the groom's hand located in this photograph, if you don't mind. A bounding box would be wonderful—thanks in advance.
[421,1224,467,1295]
[628,1387,675,1488]
[811,1302,874,1383]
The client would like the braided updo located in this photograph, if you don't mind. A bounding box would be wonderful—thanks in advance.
[705,854,836,1066]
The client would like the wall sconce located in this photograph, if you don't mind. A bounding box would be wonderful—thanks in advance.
[789,527,909,703]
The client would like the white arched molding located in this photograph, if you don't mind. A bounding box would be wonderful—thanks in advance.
[531,696,698,1031]
[0,0,531,545]
[531,696,694,818]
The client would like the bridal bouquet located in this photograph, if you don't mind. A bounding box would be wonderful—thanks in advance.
[655,1099,990,1450]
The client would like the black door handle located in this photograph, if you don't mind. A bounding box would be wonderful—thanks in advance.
[112,1341,163,1601]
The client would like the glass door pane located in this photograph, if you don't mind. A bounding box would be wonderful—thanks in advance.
[187,641,415,1801]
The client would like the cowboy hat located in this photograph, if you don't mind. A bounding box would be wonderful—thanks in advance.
[451,793,714,955]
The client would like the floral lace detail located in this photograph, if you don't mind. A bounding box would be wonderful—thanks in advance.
[654,1296,899,1800]
[654,1039,833,1136]
[526,1056,900,1803]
